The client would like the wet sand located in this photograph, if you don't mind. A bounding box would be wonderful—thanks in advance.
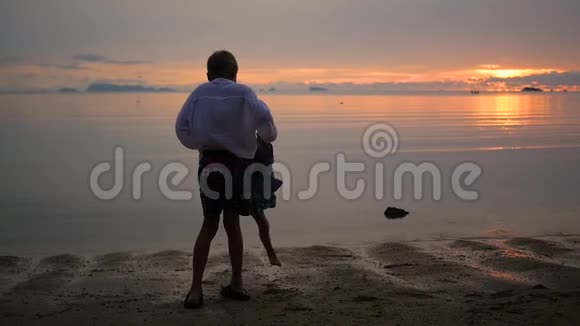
[1,236,580,325]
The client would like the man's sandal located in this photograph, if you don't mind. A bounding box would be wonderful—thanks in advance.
[221,285,250,301]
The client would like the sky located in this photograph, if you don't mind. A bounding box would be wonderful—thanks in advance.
[1,0,579,92]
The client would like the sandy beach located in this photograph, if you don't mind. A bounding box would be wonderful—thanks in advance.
[1,236,580,325]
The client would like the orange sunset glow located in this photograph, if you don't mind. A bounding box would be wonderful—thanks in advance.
[1,1,578,93]
[1,61,577,93]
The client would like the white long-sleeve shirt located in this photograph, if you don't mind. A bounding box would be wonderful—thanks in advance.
[175,78,277,159]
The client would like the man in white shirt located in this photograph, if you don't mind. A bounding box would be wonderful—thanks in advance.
[176,50,277,309]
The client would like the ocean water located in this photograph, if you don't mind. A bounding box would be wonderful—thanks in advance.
[1,93,580,256]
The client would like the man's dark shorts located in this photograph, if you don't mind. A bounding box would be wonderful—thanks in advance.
[198,150,252,217]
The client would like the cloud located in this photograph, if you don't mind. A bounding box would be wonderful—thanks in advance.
[486,71,580,88]
[0,56,84,70]
[72,54,149,65]
[37,63,86,70]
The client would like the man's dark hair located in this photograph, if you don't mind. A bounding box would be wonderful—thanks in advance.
[207,50,238,81]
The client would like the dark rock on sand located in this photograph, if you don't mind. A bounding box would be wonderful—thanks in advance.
[532,284,549,290]
[384,207,409,219]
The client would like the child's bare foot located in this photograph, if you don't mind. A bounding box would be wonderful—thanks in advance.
[268,253,282,266]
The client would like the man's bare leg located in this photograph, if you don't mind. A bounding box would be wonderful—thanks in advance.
[186,215,220,305]
[222,207,244,291]
[251,210,281,266]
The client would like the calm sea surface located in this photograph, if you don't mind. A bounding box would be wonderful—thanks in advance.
[1,93,580,256]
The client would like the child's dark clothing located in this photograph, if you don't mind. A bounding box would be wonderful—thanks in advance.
[251,137,282,215]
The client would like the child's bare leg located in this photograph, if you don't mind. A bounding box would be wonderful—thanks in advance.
[251,210,281,266]
[187,214,220,306]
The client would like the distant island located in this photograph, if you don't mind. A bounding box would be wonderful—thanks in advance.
[259,87,277,93]
[86,83,177,93]
[58,87,79,93]
[521,87,544,92]
[308,86,328,92]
